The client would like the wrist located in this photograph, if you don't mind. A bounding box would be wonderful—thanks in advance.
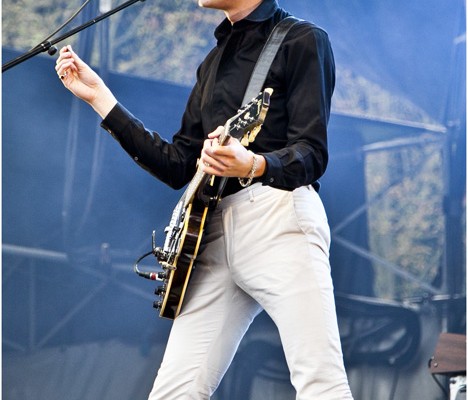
[90,84,118,119]
[253,154,266,178]
[238,151,264,188]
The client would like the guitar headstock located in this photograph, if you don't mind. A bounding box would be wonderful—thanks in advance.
[223,88,273,146]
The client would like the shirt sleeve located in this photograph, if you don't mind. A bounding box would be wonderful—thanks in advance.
[100,77,205,190]
[259,23,335,191]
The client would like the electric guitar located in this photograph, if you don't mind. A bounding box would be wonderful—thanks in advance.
[135,88,273,320]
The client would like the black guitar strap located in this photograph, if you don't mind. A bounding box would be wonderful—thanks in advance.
[241,16,301,105]
[215,17,301,201]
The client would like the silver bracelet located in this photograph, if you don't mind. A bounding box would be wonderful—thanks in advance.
[238,151,258,188]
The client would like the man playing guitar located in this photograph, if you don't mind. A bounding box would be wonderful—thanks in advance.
[55,0,353,398]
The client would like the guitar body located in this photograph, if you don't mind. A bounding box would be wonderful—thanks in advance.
[142,89,273,320]
[158,198,208,319]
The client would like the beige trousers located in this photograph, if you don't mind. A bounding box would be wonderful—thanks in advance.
[148,183,353,400]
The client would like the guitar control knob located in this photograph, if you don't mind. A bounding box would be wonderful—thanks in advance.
[153,247,167,261]
[154,285,166,296]
[153,301,163,310]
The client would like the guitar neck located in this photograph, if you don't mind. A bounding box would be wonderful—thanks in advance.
[180,89,272,208]
[182,166,207,208]
[182,119,236,208]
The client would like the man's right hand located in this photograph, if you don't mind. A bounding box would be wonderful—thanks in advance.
[55,45,117,118]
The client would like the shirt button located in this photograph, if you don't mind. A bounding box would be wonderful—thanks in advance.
[269,177,274,183]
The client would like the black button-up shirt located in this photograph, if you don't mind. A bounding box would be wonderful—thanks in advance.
[101,0,335,195]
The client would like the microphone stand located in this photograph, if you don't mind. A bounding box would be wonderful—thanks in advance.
[2,0,146,73]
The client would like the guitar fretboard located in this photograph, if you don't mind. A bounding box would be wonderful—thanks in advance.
[181,117,237,208]
[179,90,270,209]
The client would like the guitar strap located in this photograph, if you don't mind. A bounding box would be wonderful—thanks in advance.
[215,16,301,200]
[241,16,301,105]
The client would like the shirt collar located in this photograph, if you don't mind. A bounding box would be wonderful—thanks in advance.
[244,0,279,22]
[214,0,279,41]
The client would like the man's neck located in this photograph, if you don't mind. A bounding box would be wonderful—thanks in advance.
[225,0,263,23]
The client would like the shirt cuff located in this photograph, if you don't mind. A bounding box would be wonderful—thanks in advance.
[100,102,134,138]
[260,152,282,186]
